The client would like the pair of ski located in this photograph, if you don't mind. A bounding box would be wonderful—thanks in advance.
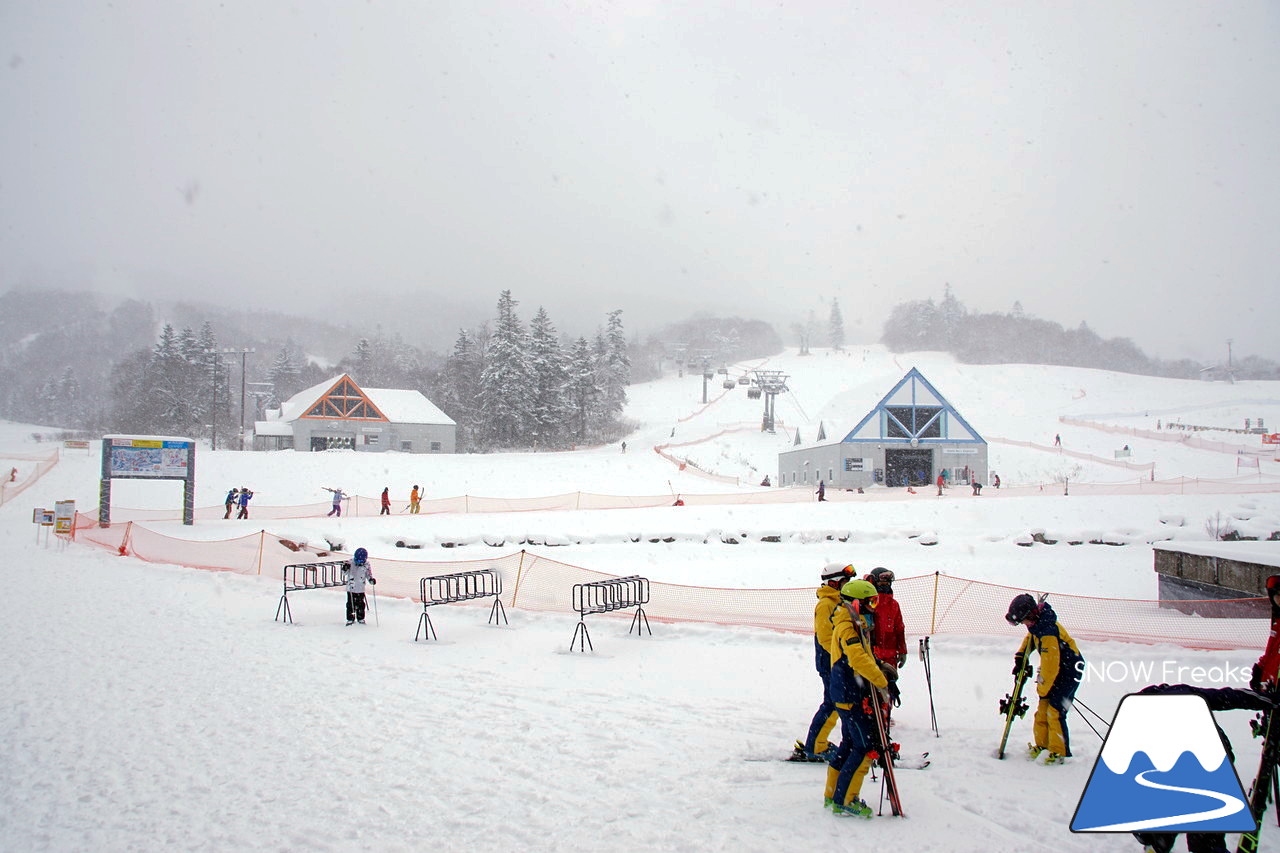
[1238,700,1280,853]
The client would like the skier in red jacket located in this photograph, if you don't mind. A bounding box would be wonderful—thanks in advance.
[866,568,908,669]
[1251,575,1280,694]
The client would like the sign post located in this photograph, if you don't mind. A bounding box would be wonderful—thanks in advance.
[55,499,76,540]
[99,436,196,527]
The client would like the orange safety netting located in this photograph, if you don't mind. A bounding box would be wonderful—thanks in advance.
[68,514,1266,651]
[0,449,60,508]
[1062,415,1274,457]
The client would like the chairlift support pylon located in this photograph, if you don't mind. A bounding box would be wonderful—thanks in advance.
[752,369,790,433]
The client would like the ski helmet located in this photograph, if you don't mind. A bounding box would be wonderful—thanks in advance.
[821,562,854,582]
[354,547,368,565]
[1005,593,1038,625]
[866,567,895,592]
[840,578,878,602]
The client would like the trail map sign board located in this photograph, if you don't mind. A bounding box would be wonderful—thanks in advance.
[99,436,196,526]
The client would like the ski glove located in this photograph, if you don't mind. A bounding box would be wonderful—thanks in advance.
[878,662,898,683]
[896,652,907,669]
[1250,662,1263,694]
[887,680,902,707]
[1012,653,1025,676]
[368,577,376,585]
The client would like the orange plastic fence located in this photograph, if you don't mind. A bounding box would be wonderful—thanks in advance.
[987,435,1155,473]
[69,515,1266,651]
[0,449,60,508]
[1061,416,1274,458]
[89,472,1280,525]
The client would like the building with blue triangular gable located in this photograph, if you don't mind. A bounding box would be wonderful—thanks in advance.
[776,367,987,490]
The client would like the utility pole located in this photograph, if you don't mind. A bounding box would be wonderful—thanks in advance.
[206,349,219,450]
[224,347,255,450]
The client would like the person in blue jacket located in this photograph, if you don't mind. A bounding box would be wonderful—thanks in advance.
[235,487,253,519]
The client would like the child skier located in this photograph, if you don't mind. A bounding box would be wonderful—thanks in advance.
[824,578,894,817]
[409,485,421,514]
[793,562,853,762]
[1006,593,1084,764]
[342,547,376,625]
[324,487,346,517]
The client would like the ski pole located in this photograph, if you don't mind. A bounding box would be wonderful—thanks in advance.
[371,584,380,626]
[919,636,939,736]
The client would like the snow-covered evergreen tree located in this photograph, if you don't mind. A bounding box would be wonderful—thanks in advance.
[599,309,630,428]
[478,291,534,448]
[527,307,571,448]
[442,328,483,451]
[268,338,304,404]
[828,298,845,351]
[566,336,601,444]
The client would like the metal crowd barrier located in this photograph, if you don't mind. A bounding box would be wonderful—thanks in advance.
[275,560,349,624]
[415,568,507,642]
[569,575,651,652]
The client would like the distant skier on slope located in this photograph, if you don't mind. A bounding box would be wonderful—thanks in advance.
[380,487,391,516]
[323,487,346,517]
[1007,593,1084,765]
[224,487,239,519]
[235,487,253,519]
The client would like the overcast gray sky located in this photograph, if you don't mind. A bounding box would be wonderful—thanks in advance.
[2,1,1277,361]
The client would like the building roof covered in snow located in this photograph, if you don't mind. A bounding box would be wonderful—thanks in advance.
[263,374,455,427]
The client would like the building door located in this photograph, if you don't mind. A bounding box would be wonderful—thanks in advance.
[885,448,932,487]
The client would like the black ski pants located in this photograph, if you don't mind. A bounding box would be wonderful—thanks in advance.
[346,592,367,623]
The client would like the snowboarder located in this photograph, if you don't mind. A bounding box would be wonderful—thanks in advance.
[824,579,894,817]
[1251,574,1280,695]
[794,562,853,763]
[380,487,391,516]
[1006,593,1084,764]
[342,547,376,625]
[409,485,421,514]
[224,487,239,519]
[236,487,253,519]
[816,480,826,502]
[323,487,347,517]
[1129,684,1272,853]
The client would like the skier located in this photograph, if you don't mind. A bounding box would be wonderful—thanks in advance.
[1251,575,1280,694]
[235,487,253,519]
[342,547,377,625]
[621,441,627,453]
[760,475,771,487]
[409,485,421,514]
[223,487,239,519]
[793,562,853,763]
[1054,433,1062,447]
[380,487,391,516]
[1129,684,1272,853]
[9,466,17,482]
[824,578,894,817]
[993,473,1001,489]
[817,480,826,502]
[323,487,346,517]
[672,495,685,506]
[866,568,907,670]
[936,473,945,496]
[971,480,983,496]
[1006,593,1084,764]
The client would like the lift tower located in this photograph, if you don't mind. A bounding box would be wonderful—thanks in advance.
[752,370,790,433]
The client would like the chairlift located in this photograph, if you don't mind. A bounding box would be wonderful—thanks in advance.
[747,387,762,399]
[737,375,749,385]
[722,379,735,389]
[717,366,729,375]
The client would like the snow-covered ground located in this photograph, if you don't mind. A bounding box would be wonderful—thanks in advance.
[2,346,1279,852]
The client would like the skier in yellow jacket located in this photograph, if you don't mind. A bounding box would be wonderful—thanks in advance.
[824,579,895,817]
[793,562,854,762]
[1007,593,1084,764]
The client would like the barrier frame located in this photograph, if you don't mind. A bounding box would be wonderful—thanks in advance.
[415,569,508,642]
[275,560,349,624]
[569,575,651,652]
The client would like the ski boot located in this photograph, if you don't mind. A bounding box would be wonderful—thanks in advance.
[1026,743,1045,760]
[832,797,873,819]
[1040,752,1066,766]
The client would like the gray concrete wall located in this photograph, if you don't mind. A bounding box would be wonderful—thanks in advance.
[778,442,988,490]
[290,419,456,453]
